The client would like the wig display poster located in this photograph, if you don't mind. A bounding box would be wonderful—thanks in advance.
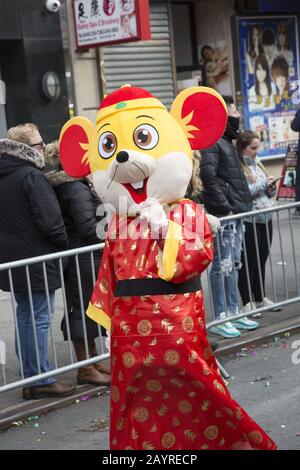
[238,16,300,158]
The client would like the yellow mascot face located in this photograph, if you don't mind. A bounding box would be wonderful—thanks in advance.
[59,85,227,215]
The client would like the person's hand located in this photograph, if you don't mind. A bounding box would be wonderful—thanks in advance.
[138,198,169,233]
[206,213,221,237]
[268,176,275,184]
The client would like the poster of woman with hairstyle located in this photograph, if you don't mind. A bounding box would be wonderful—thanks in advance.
[238,16,300,158]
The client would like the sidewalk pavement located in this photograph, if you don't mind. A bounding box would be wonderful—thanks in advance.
[0,207,300,415]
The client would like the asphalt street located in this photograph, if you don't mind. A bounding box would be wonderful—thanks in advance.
[0,333,299,450]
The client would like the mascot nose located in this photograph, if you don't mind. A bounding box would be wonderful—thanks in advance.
[116,151,129,163]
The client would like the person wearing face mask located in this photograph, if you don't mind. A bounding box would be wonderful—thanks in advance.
[236,130,281,316]
[200,96,258,338]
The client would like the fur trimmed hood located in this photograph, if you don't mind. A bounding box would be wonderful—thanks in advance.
[0,139,45,169]
[44,141,82,187]
[46,169,80,187]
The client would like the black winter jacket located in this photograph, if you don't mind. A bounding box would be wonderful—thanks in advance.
[0,140,68,292]
[49,175,102,249]
[200,135,252,217]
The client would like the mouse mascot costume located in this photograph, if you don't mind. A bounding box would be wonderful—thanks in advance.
[59,85,276,450]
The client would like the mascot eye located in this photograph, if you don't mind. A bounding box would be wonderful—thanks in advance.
[98,132,117,159]
[133,124,159,150]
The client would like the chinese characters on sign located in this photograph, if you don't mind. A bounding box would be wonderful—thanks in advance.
[73,0,150,48]
[238,16,300,158]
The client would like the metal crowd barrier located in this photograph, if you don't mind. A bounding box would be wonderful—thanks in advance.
[0,243,108,394]
[206,201,300,330]
[1,202,300,394]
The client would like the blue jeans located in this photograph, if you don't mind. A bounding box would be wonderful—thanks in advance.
[14,291,56,386]
[210,220,242,320]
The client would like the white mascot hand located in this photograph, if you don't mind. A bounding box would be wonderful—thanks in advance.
[139,198,169,232]
[105,330,111,353]
[206,213,221,237]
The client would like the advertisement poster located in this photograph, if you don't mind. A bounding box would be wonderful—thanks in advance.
[199,42,231,95]
[73,0,150,48]
[238,16,300,158]
[277,141,298,200]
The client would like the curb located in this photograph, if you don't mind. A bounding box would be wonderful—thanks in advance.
[0,384,108,431]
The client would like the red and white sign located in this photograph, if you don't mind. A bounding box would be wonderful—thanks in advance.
[73,0,151,49]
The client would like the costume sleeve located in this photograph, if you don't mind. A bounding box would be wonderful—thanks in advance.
[157,199,214,284]
[86,239,115,332]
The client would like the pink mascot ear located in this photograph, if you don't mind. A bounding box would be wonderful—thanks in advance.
[170,87,228,150]
[59,117,94,177]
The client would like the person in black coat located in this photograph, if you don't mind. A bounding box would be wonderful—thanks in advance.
[200,97,258,339]
[45,142,110,386]
[0,124,75,400]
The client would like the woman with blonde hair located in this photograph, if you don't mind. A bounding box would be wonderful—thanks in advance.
[236,130,280,315]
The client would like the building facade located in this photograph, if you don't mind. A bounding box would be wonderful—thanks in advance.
[1,0,299,176]
[0,0,69,141]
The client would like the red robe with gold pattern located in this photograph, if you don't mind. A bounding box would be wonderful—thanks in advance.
[87,199,277,450]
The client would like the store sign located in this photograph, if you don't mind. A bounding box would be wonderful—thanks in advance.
[277,141,298,200]
[237,16,300,159]
[73,0,151,49]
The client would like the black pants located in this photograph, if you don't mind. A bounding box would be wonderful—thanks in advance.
[238,221,273,305]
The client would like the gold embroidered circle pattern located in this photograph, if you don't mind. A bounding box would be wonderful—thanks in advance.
[164,350,180,366]
[134,407,149,423]
[137,320,152,336]
[162,432,176,449]
[122,352,136,368]
[111,386,120,403]
[182,316,194,332]
[248,431,263,445]
[99,279,108,294]
[146,380,162,393]
[178,400,192,414]
[204,425,219,440]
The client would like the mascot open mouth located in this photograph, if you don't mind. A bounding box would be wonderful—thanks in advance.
[122,177,149,204]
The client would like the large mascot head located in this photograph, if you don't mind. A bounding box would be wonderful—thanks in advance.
[59,85,227,215]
